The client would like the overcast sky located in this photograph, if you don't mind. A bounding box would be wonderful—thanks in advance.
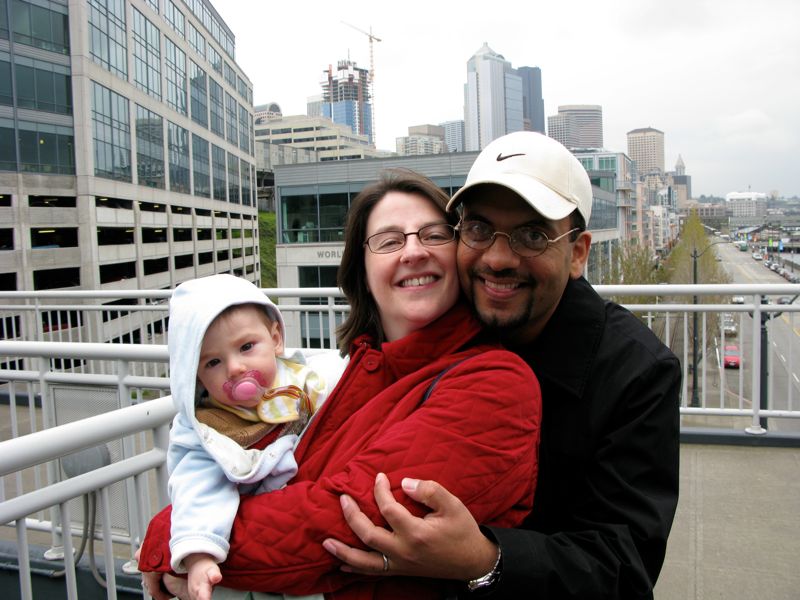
[214,0,799,198]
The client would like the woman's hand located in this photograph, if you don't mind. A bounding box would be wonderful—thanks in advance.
[322,472,498,581]
[136,546,174,600]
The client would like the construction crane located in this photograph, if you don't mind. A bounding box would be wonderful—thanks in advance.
[341,21,381,146]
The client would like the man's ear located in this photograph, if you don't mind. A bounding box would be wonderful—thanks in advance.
[271,321,285,355]
[569,230,592,279]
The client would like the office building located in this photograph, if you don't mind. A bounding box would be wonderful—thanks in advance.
[573,149,637,243]
[518,67,545,134]
[254,114,385,161]
[0,0,259,317]
[627,127,665,174]
[254,102,282,121]
[548,105,603,149]
[440,120,465,153]
[668,155,692,207]
[547,113,580,150]
[463,43,526,151]
[396,125,447,156]
[725,192,768,218]
[315,60,373,145]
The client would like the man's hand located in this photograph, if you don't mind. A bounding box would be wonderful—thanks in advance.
[184,553,223,600]
[322,472,498,581]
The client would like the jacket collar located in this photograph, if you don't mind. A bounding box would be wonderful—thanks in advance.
[519,277,606,398]
[351,300,483,379]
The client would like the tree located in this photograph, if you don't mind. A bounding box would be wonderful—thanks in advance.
[259,211,277,288]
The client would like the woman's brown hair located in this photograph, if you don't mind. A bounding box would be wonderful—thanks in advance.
[335,169,457,356]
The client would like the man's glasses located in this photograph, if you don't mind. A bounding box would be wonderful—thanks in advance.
[456,220,581,258]
[364,223,457,254]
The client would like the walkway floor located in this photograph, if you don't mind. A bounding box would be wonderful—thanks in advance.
[656,443,800,600]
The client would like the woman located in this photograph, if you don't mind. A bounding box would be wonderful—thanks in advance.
[138,169,542,599]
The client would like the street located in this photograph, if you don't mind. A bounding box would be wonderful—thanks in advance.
[716,240,800,433]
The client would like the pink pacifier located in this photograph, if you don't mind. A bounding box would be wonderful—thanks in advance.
[223,370,269,405]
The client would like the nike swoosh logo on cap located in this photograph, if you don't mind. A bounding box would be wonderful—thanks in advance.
[496,153,525,161]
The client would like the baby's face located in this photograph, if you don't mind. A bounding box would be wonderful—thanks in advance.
[198,306,283,407]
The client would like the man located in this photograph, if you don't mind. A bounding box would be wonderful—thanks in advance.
[321,131,681,598]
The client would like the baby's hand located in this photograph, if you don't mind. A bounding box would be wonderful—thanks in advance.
[184,553,222,600]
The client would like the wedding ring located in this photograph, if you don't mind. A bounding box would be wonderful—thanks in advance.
[381,553,390,572]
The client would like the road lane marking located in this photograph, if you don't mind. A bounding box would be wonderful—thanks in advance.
[794,374,800,384]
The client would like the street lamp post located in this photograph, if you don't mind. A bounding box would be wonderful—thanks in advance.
[690,240,728,407]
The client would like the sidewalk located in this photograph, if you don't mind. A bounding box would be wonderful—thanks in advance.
[656,444,800,599]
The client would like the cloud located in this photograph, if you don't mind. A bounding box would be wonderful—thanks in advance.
[715,109,795,151]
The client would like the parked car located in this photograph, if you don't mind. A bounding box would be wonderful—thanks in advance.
[752,252,763,260]
[723,345,741,369]
[721,314,738,336]
[732,296,745,304]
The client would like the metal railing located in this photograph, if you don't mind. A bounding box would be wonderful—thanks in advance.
[2,283,800,599]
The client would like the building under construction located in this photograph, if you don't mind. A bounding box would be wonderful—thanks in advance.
[316,61,374,145]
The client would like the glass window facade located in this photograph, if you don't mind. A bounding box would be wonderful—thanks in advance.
[238,102,249,151]
[12,56,71,114]
[207,44,222,75]
[225,92,237,144]
[18,120,74,174]
[599,156,617,171]
[588,188,617,231]
[88,0,126,78]
[280,183,368,243]
[192,133,210,198]
[211,143,226,201]
[223,61,236,88]
[0,53,10,105]
[165,0,184,37]
[240,159,250,206]
[168,121,190,194]
[135,105,164,188]
[132,8,161,100]
[227,151,239,203]
[92,81,130,180]
[165,38,187,115]
[11,0,69,54]
[209,78,224,137]
[189,60,208,128]
[188,22,205,58]
[0,118,17,170]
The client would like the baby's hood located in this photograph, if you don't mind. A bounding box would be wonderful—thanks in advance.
[167,274,285,418]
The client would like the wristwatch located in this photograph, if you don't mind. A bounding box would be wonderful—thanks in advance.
[466,546,502,593]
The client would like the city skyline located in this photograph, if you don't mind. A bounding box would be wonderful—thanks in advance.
[215,0,799,197]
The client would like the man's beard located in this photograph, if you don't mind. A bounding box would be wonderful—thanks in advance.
[466,269,536,338]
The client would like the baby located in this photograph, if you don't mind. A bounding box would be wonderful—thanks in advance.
[165,274,327,597]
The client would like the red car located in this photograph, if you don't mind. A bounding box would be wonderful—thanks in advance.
[723,345,740,369]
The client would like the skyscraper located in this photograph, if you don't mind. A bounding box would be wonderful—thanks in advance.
[464,43,524,151]
[0,0,259,298]
[317,60,373,145]
[518,67,545,134]
[627,127,665,174]
[548,105,603,149]
[440,120,465,153]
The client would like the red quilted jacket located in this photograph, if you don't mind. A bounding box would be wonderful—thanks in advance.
[138,301,541,598]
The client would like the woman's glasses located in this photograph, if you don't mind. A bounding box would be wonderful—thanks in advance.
[364,223,457,254]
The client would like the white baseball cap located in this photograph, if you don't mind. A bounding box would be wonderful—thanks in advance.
[447,132,593,224]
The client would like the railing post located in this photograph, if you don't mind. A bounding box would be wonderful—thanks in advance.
[746,295,767,435]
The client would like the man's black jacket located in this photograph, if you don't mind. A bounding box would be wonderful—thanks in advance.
[485,276,681,599]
